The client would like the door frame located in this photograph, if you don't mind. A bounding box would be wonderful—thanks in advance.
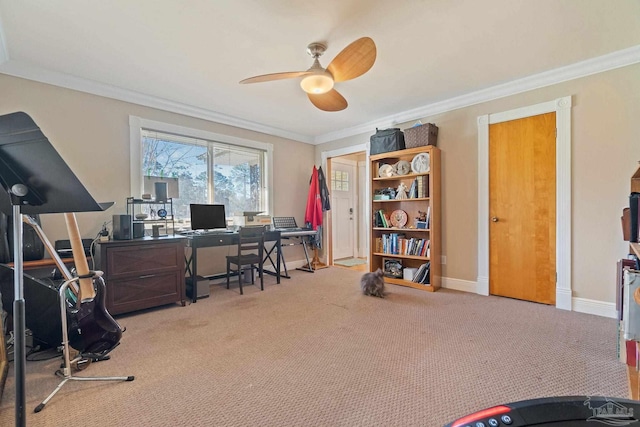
[477,96,572,310]
[321,143,370,265]
[330,156,358,261]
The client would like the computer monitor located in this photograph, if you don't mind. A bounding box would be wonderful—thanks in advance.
[189,204,227,231]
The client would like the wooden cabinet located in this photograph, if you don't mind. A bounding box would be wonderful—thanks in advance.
[369,145,441,291]
[95,237,186,315]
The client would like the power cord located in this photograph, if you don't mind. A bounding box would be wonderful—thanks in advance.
[99,221,109,237]
[90,221,111,270]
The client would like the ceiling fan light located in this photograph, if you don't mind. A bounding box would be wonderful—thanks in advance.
[300,72,334,94]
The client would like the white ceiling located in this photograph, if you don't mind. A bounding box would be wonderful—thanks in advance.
[0,0,639,144]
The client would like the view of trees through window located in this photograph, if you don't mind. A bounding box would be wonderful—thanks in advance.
[141,130,264,225]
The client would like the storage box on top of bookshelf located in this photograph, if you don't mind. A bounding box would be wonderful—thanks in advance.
[369,145,440,291]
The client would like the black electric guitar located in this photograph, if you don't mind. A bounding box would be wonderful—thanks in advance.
[24,214,123,358]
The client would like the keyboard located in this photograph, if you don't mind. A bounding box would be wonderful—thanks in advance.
[200,229,233,235]
[276,227,305,232]
[181,229,233,236]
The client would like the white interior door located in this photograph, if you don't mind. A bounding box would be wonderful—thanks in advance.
[331,159,357,260]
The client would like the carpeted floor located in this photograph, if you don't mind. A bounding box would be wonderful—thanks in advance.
[334,258,367,267]
[0,267,628,426]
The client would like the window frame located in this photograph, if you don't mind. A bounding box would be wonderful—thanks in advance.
[129,116,273,218]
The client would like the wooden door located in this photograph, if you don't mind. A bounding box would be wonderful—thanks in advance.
[330,159,356,260]
[489,112,556,304]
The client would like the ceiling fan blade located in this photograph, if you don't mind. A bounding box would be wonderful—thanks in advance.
[327,37,376,83]
[307,89,348,112]
[240,71,310,84]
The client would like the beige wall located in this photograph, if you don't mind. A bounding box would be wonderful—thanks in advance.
[0,74,315,276]
[316,64,640,305]
[2,63,639,303]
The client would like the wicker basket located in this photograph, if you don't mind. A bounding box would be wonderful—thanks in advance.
[404,123,438,148]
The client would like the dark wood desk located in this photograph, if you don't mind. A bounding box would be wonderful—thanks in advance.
[184,231,282,303]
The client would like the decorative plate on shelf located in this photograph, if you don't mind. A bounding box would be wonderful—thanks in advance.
[157,208,168,219]
[390,210,408,228]
[411,153,430,174]
[395,160,411,175]
[378,164,394,178]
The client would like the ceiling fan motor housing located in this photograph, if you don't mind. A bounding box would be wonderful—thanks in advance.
[306,42,327,58]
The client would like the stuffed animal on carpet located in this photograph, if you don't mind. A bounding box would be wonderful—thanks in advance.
[360,268,385,298]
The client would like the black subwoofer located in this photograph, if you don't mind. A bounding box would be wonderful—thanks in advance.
[0,264,62,348]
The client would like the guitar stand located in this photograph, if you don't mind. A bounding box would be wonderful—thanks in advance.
[34,276,134,413]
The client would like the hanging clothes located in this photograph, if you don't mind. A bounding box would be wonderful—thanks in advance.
[304,166,323,231]
[317,166,331,212]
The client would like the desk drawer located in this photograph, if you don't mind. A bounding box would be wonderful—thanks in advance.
[105,243,181,278]
[189,234,236,247]
[106,270,183,315]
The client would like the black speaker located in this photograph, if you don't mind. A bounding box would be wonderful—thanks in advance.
[6,214,45,262]
[112,214,132,240]
[133,222,145,239]
[0,264,62,348]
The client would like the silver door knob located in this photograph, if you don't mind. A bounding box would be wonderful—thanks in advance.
[491,217,499,222]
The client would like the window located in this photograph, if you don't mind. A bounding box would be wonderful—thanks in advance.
[331,170,349,191]
[130,117,273,227]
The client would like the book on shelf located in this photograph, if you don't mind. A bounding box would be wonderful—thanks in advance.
[408,179,417,199]
[375,209,390,228]
[425,206,431,229]
[400,238,430,256]
[414,176,428,198]
[412,262,431,284]
[381,233,407,255]
[373,210,383,227]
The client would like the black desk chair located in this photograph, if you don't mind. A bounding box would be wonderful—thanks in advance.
[226,226,265,294]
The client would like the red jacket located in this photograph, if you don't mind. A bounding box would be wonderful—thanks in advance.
[304,166,323,231]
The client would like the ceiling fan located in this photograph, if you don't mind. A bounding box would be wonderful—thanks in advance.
[239,37,376,112]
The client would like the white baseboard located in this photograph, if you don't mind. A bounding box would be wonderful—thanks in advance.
[571,297,617,319]
[441,276,617,319]
[441,277,478,293]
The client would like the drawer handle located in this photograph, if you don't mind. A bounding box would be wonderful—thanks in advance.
[138,274,156,279]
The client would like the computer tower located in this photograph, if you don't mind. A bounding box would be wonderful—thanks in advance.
[112,214,132,240]
[186,275,210,299]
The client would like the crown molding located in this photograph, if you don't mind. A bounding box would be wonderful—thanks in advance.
[0,39,638,146]
[0,60,314,144]
[314,44,640,144]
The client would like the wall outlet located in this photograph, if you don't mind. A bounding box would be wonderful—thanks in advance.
[441,255,447,265]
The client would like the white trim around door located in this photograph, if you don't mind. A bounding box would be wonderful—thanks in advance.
[477,96,572,310]
[321,143,370,265]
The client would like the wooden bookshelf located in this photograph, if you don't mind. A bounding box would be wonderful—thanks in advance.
[369,145,440,291]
